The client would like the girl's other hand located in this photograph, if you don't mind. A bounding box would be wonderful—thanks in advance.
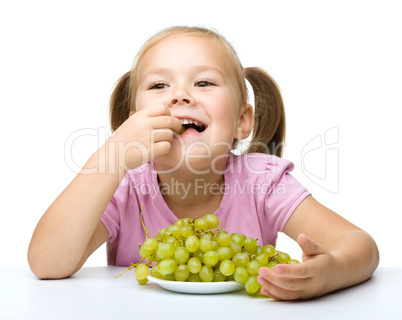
[110,105,182,170]
[257,233,336,300]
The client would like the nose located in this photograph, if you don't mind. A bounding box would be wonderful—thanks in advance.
[169,86,192,106]
[171,97,191,105]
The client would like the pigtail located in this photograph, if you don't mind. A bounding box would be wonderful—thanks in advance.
[109,71,132,131]
[244,67,286,157]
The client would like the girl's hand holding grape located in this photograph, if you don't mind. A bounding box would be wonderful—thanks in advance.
[110,105,182,170]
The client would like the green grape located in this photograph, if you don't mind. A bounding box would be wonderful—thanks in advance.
[234,266,249,284]
[187,273,201,282]
[244,238,257,253]
[246,290,260,297]
[173,219,183,227]
[255,253,268,267]
[155,228,166,241]
[174,247,190,264]
[135,263,149,280]
[276,251,291,264]
[157,242,175,260]
[288,259,300,264]
[154,247,162,262]
[232,253,250,267]
[181,218,193,226]
[217,246,232,261]
[245,276,261,294]
[163,273,176,281]
[201,233,212,239]
[203,251,219,267]
[220,259,235,276]
[216,232,231,247]
[180,226,194,238]
[173,240,180,249]
[151,265,164,279]
[185,235,199,253]
[231,233,245,247]
[175,264,190,281]
[213,268,226,282]
[203,214,219,229]
[192,249,204,261]
[262,244,275,257]
[137,278,148,285]
[158,259,177,275]
[164,236,177,245]
[139,246,153,259]
[187,257,202,274]
[199,266,214,282]
[194,218,209,230]
[226,273,235,281]
[199,237,213,252]
[131,212,300,297]
[166,225,181,239]
[246,260,261,276]
[229,240,242,256]
[143,237,158,251]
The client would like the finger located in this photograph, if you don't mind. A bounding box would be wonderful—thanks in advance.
[271,261,313,279]
[260,287,282,300]
[153,141,173,158]
[151,129,174,143]
[260,286,292,301]
[142,104,171,117]
[257,273,303,301]
[297,233,327,258]
[150,116,182,132]
[258,267,306,291]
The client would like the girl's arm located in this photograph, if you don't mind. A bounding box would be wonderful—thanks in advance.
[27,143,123,279]
[28,105,182,279]
[257,195,380,300]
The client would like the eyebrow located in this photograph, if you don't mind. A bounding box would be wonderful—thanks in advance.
[142,65,225,79]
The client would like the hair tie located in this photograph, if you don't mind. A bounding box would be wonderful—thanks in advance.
[242,67,247,78]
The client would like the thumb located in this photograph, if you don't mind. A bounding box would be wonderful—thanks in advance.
[297,233,326,259]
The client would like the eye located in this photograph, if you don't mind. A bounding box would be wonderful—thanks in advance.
[195,80,215,87]
[149,82,169,90]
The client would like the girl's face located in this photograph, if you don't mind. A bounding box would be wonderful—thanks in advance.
[135,35,251,173]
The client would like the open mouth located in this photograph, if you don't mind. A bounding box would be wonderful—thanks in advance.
[180,119,206,133]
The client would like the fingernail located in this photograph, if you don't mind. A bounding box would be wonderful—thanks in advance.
[258,269,267,277]
[274,266,283,274]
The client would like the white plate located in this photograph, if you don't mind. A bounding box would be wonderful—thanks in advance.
[147,275,244,294]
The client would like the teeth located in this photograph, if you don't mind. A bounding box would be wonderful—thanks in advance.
[180,119,205,128]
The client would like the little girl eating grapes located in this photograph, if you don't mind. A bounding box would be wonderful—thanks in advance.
[28,26,379,300]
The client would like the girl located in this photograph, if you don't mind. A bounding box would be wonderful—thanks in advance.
[28,26,379,300]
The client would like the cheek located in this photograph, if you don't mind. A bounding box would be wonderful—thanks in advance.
[135,94,146,112]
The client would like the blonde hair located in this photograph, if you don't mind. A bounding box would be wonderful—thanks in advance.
[109,26,286,156]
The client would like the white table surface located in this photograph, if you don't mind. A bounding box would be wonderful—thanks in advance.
[0,266,401,319]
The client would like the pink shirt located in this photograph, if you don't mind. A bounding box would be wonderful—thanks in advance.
[100,153,310,266]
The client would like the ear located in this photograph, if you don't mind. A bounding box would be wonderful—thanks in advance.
[234,103,254,139]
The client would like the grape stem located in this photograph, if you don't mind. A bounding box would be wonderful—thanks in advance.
[114,258,146,278]
[140,203,149,239]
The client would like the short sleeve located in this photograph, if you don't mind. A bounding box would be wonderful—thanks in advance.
[100,197,120,245]
[100,171,136,245]
[263,157,310,243]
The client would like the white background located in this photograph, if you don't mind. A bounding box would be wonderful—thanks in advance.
[1,0,401,268]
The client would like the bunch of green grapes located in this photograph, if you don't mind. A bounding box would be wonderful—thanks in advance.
[129,214,299,296]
